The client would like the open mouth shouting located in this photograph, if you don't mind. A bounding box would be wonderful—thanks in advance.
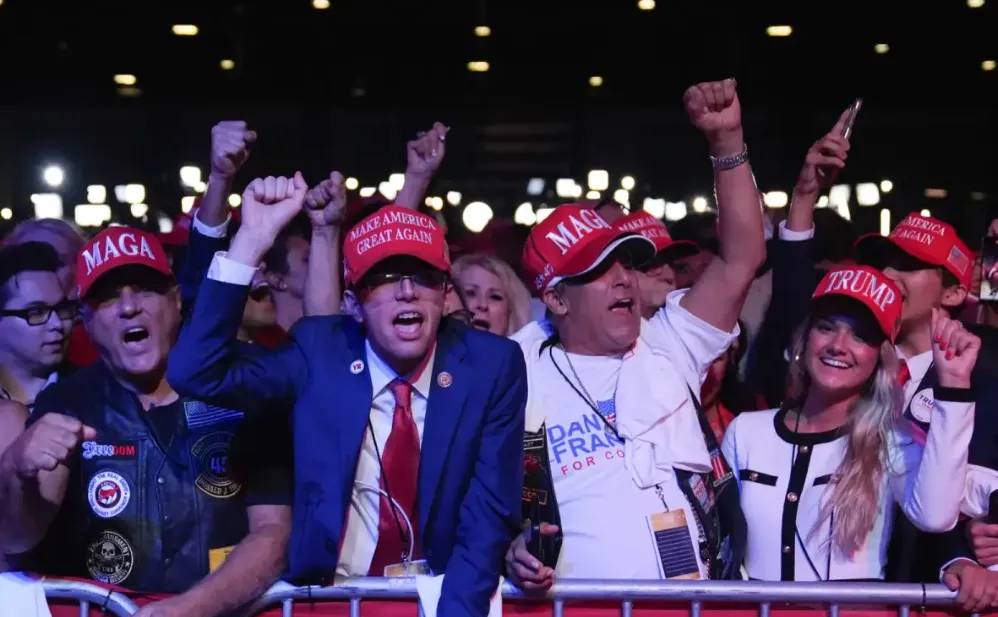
[471,317,492,331]
[609,297,635,315]
[393,310,426,340]
[122,325,151,353]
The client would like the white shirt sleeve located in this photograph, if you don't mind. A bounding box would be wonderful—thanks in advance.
[778,220,815,242]
[647,289,739,385]
[191,214,231,238]
[207,252,258,286]
[887,398,975,533]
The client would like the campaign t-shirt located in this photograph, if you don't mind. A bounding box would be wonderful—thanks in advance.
[544,348,707,579]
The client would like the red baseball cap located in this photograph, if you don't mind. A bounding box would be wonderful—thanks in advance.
[522,204,656,293]
[342,205,450,286]
[854,213,973,288]
[613,211,699,263]
[77,226,173,298]
[811,265,903,342]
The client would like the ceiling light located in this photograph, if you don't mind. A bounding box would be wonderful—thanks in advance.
[983,60,996,71]
[114,74,136,86]
[468,61,489,72]
[589,75,603,87]
[637,0,655,9]
[172,25,198,36]
[875,43,889,54]
[766,25,792,37]
[220,59,235,70]
[474,26,491,37]
[313,0,330,8]
[968,0,985,7]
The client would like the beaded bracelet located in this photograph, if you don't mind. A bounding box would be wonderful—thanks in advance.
[710,143,749,171]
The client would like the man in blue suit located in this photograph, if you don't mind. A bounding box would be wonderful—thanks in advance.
[167,172,527,616]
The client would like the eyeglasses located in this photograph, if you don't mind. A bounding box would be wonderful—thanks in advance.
[357,271,448,292]
[0,300,80,326]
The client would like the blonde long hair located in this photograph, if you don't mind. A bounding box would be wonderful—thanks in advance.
[451,253,533,336]
[786,316,902,558]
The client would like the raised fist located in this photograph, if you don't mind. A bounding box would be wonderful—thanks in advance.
[406,122,449,178]
[796,108,852,196]
[6,413,96,477]
[210,121,256,179]
[931,307,980,389]
[303,171,348,228]
[240,173,308,241]
[683,79,741,137]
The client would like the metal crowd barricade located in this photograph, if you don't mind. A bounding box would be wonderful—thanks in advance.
[247,577,976,617]
[41,578,139,617]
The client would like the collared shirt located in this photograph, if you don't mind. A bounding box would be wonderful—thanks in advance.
[336,341,436,576]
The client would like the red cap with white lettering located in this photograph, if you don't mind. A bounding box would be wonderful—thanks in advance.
[812,265,903,342]
[613,211,699,262]
[522,204,656,293]
[342,205,450,286]
[77,226,173,298]
[854,213,973,288]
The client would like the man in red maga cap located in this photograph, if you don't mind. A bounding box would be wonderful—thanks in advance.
[168,173,527,616]
[1,226,293,616]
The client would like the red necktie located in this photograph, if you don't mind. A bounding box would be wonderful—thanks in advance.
[368,379,422,575]
[897,360,911,389]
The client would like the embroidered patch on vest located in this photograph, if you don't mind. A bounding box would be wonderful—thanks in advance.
[87,471,131,519]
[86,530,134,585]
[184,400,243,430]
[82,441,137,460]
[191,432,242,498]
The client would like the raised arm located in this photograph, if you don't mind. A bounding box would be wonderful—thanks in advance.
[890,310,978,532]
[301,171,349,316]
[678,80,765,332]
[167,174,311,412]
[395,122,448,211]
[440,345,527,616]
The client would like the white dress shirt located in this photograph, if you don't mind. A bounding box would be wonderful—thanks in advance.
[206,251,435,576]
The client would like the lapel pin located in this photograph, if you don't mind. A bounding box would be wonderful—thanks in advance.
[437,371,453,388]
[350,360,365,374]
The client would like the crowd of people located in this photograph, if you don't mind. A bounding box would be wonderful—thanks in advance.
[1,78,998,617]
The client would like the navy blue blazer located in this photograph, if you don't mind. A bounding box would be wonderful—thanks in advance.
[167,277,527,617]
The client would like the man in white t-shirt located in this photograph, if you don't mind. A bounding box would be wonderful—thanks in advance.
[506,78,766,587]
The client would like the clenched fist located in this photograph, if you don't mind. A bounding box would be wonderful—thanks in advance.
[406,122,449,178]
[931,307,980,389]
[684,79,742,139]
[240,173,308,241]
[210,121,256,179]
[796,107,853,196]
[304,171,348,228]
[5,413,96,477]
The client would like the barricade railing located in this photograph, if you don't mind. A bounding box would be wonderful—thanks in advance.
[35,576,992,617]
[40,578,138,617]
[247,577,979,617]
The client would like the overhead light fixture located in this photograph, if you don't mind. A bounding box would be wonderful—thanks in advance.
[114,74,136,86]
[637,0,656,9]
[313,0,330,8]
[968,0,985,7]
[474,26,491,37]
[172,25,198,36]
[220,59,235,70]
[983,60,996,71]
[468,61,490,72]
[766,25,793,37]
[875,43,889,54]
[589,75,604,87]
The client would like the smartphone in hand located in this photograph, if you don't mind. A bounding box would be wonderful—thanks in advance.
[980,236,998,302]
[841,98,863,140]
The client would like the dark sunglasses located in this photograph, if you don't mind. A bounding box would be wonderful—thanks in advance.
[0,300,80,326]
[357,270,448,292]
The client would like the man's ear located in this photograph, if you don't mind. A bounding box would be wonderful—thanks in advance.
[542,287,569,317]
[941,283,969,309]
[342,289,364,323]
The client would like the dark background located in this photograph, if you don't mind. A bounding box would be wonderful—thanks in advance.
[0,0,994,239]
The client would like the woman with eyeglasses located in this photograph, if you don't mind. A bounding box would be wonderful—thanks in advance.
[721,265,978,581]
[0,242,78,407]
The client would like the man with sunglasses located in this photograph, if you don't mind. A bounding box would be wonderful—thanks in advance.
[0,226,293,617]
[854,213,998,610]
[168,175,527,616]
[0,242,79,406]
[506,79,763,588]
